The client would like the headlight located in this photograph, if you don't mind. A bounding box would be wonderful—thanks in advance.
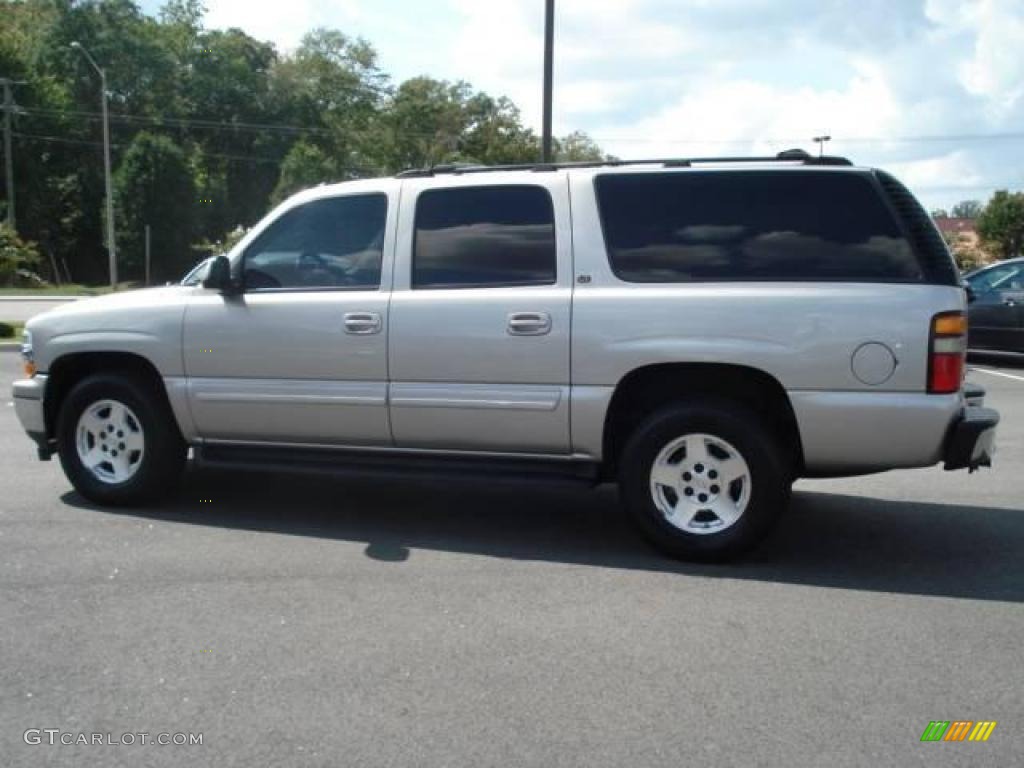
[21,330,36,377]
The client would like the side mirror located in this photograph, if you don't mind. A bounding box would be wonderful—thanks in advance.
[963,281,976,304]
[203,255,239,294]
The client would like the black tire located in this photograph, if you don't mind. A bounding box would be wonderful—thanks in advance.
[56,373,186,506]
[619,400,791,562]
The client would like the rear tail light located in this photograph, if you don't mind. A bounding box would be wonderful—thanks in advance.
[928,311,966,394]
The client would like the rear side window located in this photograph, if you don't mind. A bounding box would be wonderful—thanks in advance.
[413,185,556,289]
[595,171,923,283]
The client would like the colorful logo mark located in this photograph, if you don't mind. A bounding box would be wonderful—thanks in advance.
[921,721,997,742]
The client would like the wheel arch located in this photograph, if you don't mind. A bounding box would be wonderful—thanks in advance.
[43,351,186,443]
[601,362,804,479]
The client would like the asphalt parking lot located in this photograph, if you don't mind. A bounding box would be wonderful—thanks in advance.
[2,347,1022,768]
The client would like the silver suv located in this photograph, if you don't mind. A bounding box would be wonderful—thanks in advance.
[13,151,999,560]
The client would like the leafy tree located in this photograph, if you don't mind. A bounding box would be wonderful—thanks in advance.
[555,130,609,162]
[375,78,471,171]
[951,200,982,219]
[0,223,43,286]
[0,0,608,285]
[272,140,340,202]
[930,209,948,219]
[459,92,539,165]
[977,190,1024,260]
[114,132,196,281]
[942,230,987,271]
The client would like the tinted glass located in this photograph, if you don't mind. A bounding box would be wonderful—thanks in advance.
[413,186,556,288]
[967,263,1024,294]
[596,171,922,282]
[243,194,387,290]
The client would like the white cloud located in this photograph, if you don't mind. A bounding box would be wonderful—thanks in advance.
[958,0,1024,112]
[601,61,901,160]
[182,0,1024,208]
[887,151,984,192]
[204,0,362,52]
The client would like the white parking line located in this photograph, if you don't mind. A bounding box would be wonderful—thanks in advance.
[971,367,1024,383]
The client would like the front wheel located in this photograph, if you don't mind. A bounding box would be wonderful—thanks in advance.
[56,374,186,506]
[619,401,791,561]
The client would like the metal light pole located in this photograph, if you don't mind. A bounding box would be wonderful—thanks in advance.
[71,42,117,289]
[541,0,554,163]
[1,78,17,230]
[813,134,831,158]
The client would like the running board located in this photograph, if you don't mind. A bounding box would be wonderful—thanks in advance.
[195,444,601,487]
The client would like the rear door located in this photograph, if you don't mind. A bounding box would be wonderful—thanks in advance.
[387,176,573,454]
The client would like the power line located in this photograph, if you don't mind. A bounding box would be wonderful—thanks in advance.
[17,106,477,143]
[19,106,337,137]
[25,106,1024,147]
[13,131,383,175]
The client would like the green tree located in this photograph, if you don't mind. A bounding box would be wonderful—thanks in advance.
[0,223,43,286]
[977,190,1024,260]
[951,200,982,219]
[272,140,340,202]
[114,132,196,282]
[555,130,608,162]
[374,77,467,171]
[0,1,607,285]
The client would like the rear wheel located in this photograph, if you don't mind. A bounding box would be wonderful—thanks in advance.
[619,401,791,561]
[56,374,186,505]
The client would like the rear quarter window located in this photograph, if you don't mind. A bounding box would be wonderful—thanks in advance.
[595,171,923,283]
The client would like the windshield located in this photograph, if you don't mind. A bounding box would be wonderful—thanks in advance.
[180,257,214,286]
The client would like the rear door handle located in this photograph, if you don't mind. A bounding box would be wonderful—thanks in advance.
[507,312,552,336]
[344,312,382,335]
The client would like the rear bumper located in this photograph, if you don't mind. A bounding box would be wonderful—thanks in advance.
[12,375,51,457]
[963,382,986,407]
[943,405,999,471]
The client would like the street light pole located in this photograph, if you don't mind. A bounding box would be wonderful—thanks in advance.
[1,78,15,230]
[812,134,831,158]
[541,0,554,163]
[71,42,117,289]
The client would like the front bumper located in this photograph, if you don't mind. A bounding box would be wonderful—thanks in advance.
[943,405,999,472]
[12,375,51,458]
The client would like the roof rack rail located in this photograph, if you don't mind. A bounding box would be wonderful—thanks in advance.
[395,148,852,178]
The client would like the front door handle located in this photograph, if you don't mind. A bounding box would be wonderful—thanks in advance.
[507,312,552,336]
[344,312,382,335]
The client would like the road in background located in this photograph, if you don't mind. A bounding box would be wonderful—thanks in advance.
[2,348,1022,767]
[0,297,77,324]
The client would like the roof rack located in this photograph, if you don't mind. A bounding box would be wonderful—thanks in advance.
[395,148,853,178]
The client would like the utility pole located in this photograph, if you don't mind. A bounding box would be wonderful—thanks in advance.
[1,78,16,230]
[144,224,151,286]
[541,0,554,163]
[71,42,118,289]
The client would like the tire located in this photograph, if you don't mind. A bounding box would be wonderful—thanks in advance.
[619,400,791,562]
[56,373,187,506]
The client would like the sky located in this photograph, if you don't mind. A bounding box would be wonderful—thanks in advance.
[137,0,1024,211]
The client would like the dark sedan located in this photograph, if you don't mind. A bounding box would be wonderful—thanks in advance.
[964,257,1024,353]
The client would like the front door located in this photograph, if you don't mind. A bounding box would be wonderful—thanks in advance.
[183,188,396,445]
[387,178,573,454]
[967,261,1024,352]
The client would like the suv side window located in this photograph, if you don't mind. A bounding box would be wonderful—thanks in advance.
[243,194,387,291]
[595,171,923,283]
[413,185,556,289]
